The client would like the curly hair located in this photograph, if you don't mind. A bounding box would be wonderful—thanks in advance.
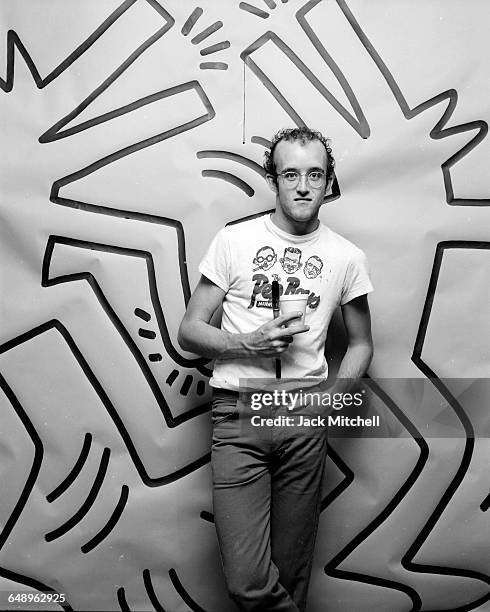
[263,127,335,185]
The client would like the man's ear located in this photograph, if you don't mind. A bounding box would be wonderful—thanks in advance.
[323,175,334,203]
[266,174,278,194]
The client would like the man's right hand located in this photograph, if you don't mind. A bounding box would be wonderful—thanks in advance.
[243,312,310,357]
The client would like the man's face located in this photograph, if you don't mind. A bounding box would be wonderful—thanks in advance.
[270,139,328,227]
[280,248,302,273]
[253,246,276,271]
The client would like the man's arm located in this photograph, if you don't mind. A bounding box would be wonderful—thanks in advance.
[332,294,373,392]
[178,275,309,359]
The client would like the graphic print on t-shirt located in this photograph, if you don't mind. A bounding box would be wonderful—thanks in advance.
[252,245,277,272]
[249,245,322,310]
[303,255,323,279]
[279,247,303,273]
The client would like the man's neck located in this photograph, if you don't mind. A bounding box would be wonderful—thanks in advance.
[270,211,320,236]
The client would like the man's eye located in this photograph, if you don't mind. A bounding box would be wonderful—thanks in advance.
[283,172,298,181]
[308,172,322,180]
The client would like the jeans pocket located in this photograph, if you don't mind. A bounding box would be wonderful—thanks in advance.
[212,391,239,425]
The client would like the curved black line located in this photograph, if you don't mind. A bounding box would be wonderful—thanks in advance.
[169,568,207,612]
[240,31,369,137]
[320,444,354,511]
[251,136,272,148]
[45,447,110,542]
[197,150,265,177]
[117,586,131,612]
[324,378,429,610]
[81,485,129,553]
[135,308,151,322]
[239,2,270,19]
[46,433,93,503]
[403,242,490,604]
[181,8,203,36]
[143,569,167,612]
[481,493,490,512]
[199,510,214,523]
[201,170,254,196]
[43,236,212,405]
[0,320,211,486]
[337,0,489,205]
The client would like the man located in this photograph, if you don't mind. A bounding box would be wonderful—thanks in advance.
[178,127,373,611]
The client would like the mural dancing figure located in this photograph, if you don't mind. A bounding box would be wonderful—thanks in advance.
[178,127,374,611]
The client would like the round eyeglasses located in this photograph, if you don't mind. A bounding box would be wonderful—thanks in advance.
[276,170,326,188]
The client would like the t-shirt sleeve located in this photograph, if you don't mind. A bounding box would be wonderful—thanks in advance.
[198,228,231,293]
[341,248,374,305]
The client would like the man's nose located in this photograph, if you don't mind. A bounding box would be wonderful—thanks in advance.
[296,174,309,193]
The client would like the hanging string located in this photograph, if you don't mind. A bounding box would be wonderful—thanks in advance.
[242,59,246,144]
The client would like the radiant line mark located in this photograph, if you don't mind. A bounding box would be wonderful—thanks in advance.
[196,380,206,396]
[149,353,162,362]
[181,7,203,36]
[180,375,193,396]
[263,0,277,8]
[239,3,270,18]
[45,448,110,542]
[201,170,254,196]
[143,569,167,611]
[135,308,151,322]
[191,21,223,45]
[139,328,157,339]
[81,485,129,553]
[200,41,230,56]
[166,370,179,386]
[200,62,228,70]
[197,150,265,176]
[169,569,207,612]
[46,433,92,503]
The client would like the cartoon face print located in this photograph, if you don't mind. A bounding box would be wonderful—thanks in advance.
[280,247,302,274]
[303,255,323,279]
[253,245,277,271]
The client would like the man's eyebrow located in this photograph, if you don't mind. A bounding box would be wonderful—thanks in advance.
[279,166,325,172]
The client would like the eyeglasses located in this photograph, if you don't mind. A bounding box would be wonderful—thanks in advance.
[275,170,326,188]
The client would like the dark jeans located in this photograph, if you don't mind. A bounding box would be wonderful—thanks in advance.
[211,388,328,612]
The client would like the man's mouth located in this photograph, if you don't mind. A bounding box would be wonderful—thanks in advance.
[294,198,312,201]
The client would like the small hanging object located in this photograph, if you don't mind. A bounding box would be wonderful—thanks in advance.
[272,280,281,380]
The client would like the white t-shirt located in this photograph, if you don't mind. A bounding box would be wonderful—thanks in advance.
[199,214,373,391]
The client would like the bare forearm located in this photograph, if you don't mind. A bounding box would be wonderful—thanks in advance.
[178,320,252,359]
[331,342,373,394]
